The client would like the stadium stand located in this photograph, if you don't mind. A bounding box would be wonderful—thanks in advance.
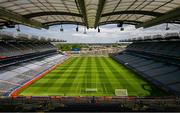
[0,0,180,111]
[0,31,67,96]
[0,52,67,96]
[112,38,180,96]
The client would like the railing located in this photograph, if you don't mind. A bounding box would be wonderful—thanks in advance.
[0,96,179,111]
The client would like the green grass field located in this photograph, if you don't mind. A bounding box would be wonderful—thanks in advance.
[18,56,165,96]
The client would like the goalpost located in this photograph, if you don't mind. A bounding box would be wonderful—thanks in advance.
[115,89,128,96]
[85,88,98,92]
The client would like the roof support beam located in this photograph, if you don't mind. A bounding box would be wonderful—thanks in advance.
[0,8,47,29]
[99,20,142,26]
[43,21,85,27]
[24,12,82,18]
[76,0,89,28]
[94,0,106,28]
[136,7,180,28]
[102,10,163,17]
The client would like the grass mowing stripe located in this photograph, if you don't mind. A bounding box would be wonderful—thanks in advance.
[60,57,85,96]
[55,57,76,70]
[83,57,93,95]
[100,57,125,89]
[32,57,79,94]
[94,57,105,94]
[43,57,77,78]
[76,58,87,95]
[88,57,92,88]
[99,57,115,94]
[18,58,77,96]
[108,58,159,96]
[70,57,86,95]
[102,57,135,91]
[104,57,148,95]
[92,57,97,90]
[85,57,90,88]
[96,57,114,95]
[82,57,88,94]
[37,57,80,95]
[33,57,80,96]
[19,56,167,96]
[77,57,88,95]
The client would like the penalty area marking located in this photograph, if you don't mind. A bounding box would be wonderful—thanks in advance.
[115,89,128,96]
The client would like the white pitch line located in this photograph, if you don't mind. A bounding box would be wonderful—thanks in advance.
[103,83,107,94]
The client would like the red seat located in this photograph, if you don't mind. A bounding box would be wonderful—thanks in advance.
[0,56,7,59]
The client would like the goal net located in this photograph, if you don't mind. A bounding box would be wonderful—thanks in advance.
[85,88,97,92]
[115,89,128,96]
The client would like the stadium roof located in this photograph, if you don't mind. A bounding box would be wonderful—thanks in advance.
[0,0,180,29]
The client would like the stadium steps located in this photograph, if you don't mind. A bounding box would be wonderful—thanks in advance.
[112,41,180,95]
[0,54,67,96]
[154,70,180,85]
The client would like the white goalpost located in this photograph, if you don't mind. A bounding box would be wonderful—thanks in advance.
[115,89,128,96]
[85,88,98,92]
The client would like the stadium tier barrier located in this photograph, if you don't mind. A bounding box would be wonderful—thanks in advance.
[111,40,180,96]
[126,41,180,59]
[0,96,179,111]
[0,41,57,60]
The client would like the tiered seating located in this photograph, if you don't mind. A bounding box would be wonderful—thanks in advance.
[0,41,57,58]
[119,32,180,42]
[0,31,68,96]
[0,54,67,96]
[0,82,18,92]
[126,41,180,58]
[112,40,180,95]
[0,42,22,57]
[0,41,59,68]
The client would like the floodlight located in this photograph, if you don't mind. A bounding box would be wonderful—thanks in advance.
[16,24,20,32]
[98,26,100,33]
[76,25,79,32]
[60,24,63,32]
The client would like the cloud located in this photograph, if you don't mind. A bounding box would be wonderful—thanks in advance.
[72,33,90,37]
[2,23,180,43]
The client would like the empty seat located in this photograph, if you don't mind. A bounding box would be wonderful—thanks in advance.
[112,41,180,95]
[155,70,180,85]
[143,66,178,77]
[168,83,180,92]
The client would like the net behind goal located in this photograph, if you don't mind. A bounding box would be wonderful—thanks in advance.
[115,89,128,96]
[85,88,97,92]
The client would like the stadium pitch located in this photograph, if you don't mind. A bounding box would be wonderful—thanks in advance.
[18,56,165,96]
